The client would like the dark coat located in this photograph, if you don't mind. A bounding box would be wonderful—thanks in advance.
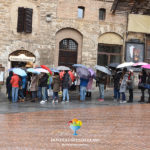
[6,71,13,93]
[39,73,49,87]
[113,71,122,90]
[62,72,70,89]
[96,74,107,86]
[52,75,61,92]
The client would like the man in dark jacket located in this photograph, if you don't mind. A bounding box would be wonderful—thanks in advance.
[39,73,49,104]
[6,71,13,101]
[62,71,70,103]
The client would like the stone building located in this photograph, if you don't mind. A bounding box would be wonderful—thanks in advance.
[0,0,127,75]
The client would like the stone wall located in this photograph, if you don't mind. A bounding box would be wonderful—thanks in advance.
[0,0,127,77]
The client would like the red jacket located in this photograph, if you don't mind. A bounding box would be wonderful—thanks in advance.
[10,74,20,88]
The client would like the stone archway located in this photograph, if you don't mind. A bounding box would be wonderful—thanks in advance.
[55,28,83,66]
[9,50,36,68]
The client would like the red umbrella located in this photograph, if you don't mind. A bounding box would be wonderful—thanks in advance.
[59,71,75,82]
[41,65,52,75]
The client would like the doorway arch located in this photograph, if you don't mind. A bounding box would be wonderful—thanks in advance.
[55,28,83,67]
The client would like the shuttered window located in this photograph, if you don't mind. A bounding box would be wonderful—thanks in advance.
[17,7,33,33]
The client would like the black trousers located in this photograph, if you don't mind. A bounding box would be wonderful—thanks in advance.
[129,89,133,101]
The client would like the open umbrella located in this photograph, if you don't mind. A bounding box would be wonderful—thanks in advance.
[35,68,49,73]
[133,62,148,67]
[95,65,111,75]
[57,66,70,71]
[13,68,27,76]
[88,68,96,77]
[117,62,134,68]
[41,65,52,75]
[51,68,59,73]
[27,68,40,74]
[76,67,90,79]
[141,64,150,69]
[108,63,119,69]
[72,64,87,69]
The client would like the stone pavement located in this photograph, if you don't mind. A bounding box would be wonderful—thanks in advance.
[0,86,150,149]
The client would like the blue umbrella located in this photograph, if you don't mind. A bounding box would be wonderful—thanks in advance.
[51,68,59,73]
[76,67,90,79]
[27,68,40,74]
[73,64,87,69]
[13,68,27,76]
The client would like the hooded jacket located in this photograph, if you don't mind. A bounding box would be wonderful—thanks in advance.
[52,75,61,92]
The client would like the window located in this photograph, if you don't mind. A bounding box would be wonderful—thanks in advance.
[17,7,33,33]
[78,7,85,18]
[99,8,106,20]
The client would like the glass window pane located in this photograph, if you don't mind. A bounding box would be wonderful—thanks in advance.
[110,55,121,63]
[97,54,108,66]
[78,7,84,18]
[98,45,121,53]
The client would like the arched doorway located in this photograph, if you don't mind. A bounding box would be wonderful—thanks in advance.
[9,50,36,68]
[58,38,78,67]
[55,28,83,67]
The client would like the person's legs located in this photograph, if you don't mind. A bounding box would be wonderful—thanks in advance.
[12,87,15,103]
[122,92,126,101]
[80,86,84,101]
[14,88,19,102]
[63,89,67,101]
[99,84,104,99]
[117,89,120,100]
[42,87,47,101]
[66,89,69,101]
[38,87,42,100]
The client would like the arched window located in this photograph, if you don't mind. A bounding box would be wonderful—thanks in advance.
[99,8,106,20]
[59,39,78,51]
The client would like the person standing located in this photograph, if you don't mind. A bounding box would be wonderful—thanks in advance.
[138,69,147,103]
[119,68,128,103]
[96,72,107,102]
[113,69,122,102]
[30,73,38,102]
[39,73,49,104]
[6,71,13,101]
[52,72,61,103]
[86,77,93,97]
[147,72,150,103]
[80,78,89,101]
[127,69,134,103]
[62,71,70,103]
[10,73,20,103]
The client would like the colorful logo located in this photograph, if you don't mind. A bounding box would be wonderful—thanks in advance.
[68,118,82,135]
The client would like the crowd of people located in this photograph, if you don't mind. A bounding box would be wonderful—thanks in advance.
[5,66,150,104]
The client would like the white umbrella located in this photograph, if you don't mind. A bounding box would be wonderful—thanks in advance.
[35,68,49,73]
[133,62,148,67]
[57,66,70,71]
[117,62,134,68]
[95,65,111,75]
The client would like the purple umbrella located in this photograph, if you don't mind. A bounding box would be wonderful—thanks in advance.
[76,67,90,79]
[88,68,96,77]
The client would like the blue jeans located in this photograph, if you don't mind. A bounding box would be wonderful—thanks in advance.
[80,86,86,101]
[12,87,19,103]
[114,88,120,100]
[121,92,126,101]
[42,87,47,100]
[38,87,42,100]
[99,84,104,99]
[63,88,69,101]
[19,89,24,99]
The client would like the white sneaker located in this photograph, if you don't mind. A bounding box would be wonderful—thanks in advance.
[122,101,127,103]
[52,100,55,104]
[45,100,47,102]
[120,100,126,104]
[40,100,45,104]
[66,100,69,102]
[61,101,65,103]
[55,100,58,103]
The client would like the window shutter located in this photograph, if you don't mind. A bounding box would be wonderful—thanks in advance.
[24,8,33,33]
[17,7,25,32]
